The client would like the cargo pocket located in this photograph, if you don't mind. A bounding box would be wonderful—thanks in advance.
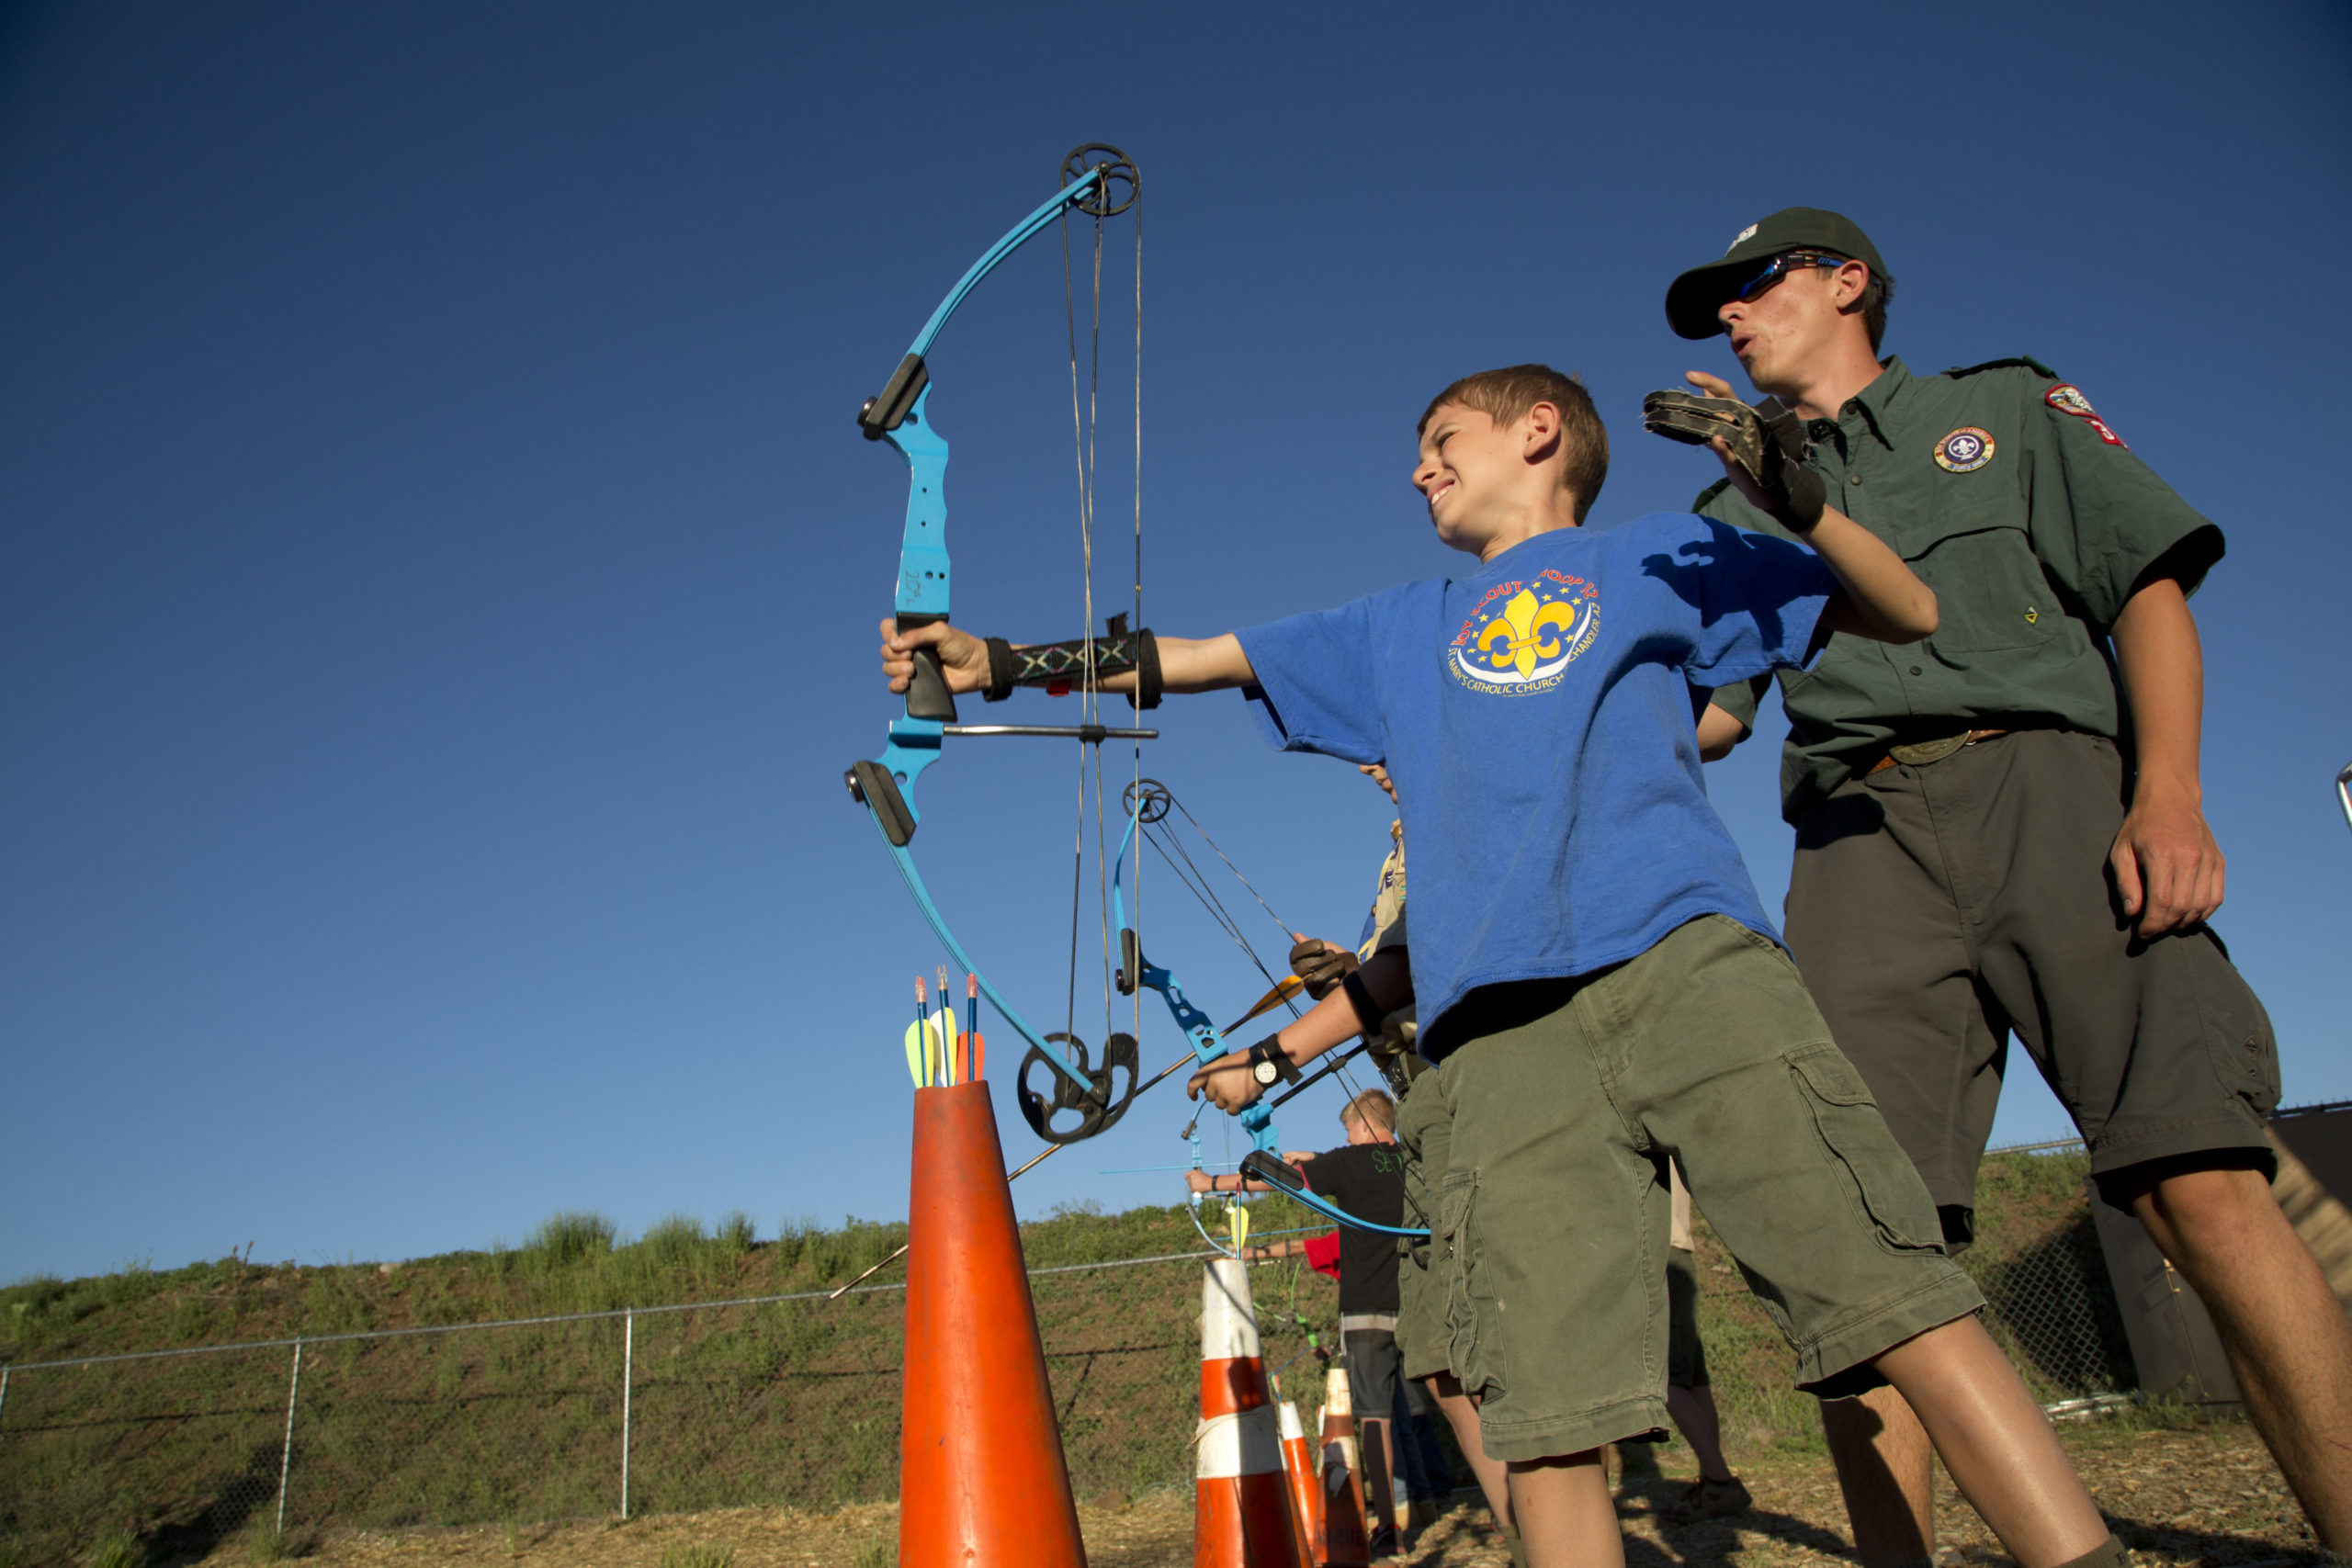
[2189,931,2282,1115]
[1439,1168,1507,1397]
[1784,1045,1945,1257]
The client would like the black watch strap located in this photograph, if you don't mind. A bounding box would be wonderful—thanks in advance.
[1250,1037,1300,1084]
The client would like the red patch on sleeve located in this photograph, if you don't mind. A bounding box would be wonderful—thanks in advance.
[2046,383,2128,447]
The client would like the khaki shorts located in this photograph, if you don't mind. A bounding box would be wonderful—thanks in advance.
[1394,1070,1453,1382]
[1787,730,2279,1238]
[1436,915,1983,1462]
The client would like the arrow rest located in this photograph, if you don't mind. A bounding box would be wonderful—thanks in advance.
[1017,1030,1142,1145]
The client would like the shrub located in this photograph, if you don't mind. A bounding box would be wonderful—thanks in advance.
[524,1211,616,1269]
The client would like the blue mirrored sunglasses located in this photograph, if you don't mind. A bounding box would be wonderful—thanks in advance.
[1734,250,1851,303]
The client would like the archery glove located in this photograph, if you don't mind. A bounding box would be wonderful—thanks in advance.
[1289,937,1360,1000]
[1641,389,1826,531]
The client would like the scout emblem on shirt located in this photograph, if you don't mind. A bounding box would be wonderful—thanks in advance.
[2045,382,2129,447]
[1451,570,1599,694]
[1934,426,1996,473]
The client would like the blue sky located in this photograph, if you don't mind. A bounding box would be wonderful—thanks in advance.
[4,1,2346,1282]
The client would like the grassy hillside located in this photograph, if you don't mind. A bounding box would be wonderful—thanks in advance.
[0,1150,2126,1568]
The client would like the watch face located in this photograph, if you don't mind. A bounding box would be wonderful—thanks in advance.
[1253,1059,1279,1085]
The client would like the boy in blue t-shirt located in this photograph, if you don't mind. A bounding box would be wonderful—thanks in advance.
[876,365,2119,1568]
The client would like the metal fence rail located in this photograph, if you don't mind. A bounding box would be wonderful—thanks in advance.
[0,1149,2134,1563]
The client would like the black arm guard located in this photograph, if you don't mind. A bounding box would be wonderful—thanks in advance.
[994,615,1162,709]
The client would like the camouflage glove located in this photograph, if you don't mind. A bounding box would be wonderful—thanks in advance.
[1642,389,1826,531]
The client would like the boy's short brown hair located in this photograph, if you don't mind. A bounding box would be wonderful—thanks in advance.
[1419,365,1609,524]
[1343,1089,1397,1135]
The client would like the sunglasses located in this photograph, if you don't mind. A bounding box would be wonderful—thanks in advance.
[1734,250,1851,303]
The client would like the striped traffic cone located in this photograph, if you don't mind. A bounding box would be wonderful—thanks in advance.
[899,1081,1086,1568]
[1195,1258,1308,1568]
[1317,1367,1372,1567]
[1278,1398,1323,1563]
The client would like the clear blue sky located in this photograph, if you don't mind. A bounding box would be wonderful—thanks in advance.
[4,2,2346,1282]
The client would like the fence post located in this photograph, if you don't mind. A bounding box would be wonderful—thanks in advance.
[620,1311,636,1519]
[276,1337,303,1536]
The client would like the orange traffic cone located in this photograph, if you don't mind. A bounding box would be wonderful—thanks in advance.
[1277,1398,1322,1563]
[899,1082,1085,1568]
[1317,1366,1372,1567]
[1195,1258,1308,1568]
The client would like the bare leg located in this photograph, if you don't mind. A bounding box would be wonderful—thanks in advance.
[1360,1415,1402,1536]
[1821,1385,1937,1564]
[2133,1166,2352,1548]
[1508,1450,1623,1568]
[1872,1317,2110,1568]
[1664,1383,1736,1483]
[1425,1372,1512,1527]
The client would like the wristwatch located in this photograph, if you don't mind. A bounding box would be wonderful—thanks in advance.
[1249,1037,1296,1087]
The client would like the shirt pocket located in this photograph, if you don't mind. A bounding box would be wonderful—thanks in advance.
[1905,522,2060,655]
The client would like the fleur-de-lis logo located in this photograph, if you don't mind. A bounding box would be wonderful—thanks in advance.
[1476,589,1580,680]
[1449,570,1599,694]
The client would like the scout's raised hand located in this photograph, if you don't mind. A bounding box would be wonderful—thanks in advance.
[1289,935,1361,1000]
[879,616,993,697]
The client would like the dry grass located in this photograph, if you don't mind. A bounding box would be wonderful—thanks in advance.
[176,1415,2319,1568]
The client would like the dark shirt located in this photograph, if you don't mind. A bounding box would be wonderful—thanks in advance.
[1695,355,2223,823]
[1297,1142,1407,1314]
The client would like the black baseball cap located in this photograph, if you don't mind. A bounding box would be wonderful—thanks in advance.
[1664,208,1891,340]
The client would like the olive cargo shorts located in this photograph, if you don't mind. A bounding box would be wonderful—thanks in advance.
[1395,1069,1453,1382]
[1435,915,1984,1463]
[1786,730,2280,1232]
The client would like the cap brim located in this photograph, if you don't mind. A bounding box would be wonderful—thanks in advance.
[1664,260,1747,340]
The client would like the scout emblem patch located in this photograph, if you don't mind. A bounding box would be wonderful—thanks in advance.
[2045,382,2128,446]
[1449,569,1600,694]
[1934,427,1996,473]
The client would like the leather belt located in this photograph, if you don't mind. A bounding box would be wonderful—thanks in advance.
[1867,728,2009,774]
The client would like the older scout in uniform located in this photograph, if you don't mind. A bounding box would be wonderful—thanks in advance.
[885,362,2128,1568]
[1657,207,2352,1559]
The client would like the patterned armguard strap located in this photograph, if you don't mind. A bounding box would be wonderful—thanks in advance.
[981,615,1161,709]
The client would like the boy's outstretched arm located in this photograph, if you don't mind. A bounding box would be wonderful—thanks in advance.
[879,618,1257,697]
[1188,947,1414,1113]
[1682,372,1938,647]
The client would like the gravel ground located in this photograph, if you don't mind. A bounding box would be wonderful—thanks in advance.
[195,1416,2321,1568]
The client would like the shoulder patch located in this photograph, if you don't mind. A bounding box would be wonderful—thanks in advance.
[1942,355,2059,381]
[2044,382,2128,447]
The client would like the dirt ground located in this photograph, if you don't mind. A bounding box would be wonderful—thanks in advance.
[197,1416,2321,1568]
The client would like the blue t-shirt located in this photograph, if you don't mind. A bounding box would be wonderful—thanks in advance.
[1234,513,1834,1056]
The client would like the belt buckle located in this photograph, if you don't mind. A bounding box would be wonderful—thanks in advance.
[1885,731,1974,767]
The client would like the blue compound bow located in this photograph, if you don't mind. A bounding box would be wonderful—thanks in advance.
[1111,780,1430,1255]
[846,144,1152,1145]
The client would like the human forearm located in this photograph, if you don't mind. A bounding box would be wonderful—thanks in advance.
[1807,509,1939,643]
[1696,701,1747,761]
[880,619,1255,698]
[2111,577,2205,803]
[1187,949,1412,1111]
[2108,576,2223,931]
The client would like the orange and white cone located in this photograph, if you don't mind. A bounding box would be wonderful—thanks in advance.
[1317,1366,1372,1567]
[899,1082,1085,1568]
[1194,1258,1308,1568]
[1277,1398,1322,1563]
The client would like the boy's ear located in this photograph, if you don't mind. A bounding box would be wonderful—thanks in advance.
[1521,400,1564,459]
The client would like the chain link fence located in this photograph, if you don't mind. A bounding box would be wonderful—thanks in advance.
[1,1146,2133,1563]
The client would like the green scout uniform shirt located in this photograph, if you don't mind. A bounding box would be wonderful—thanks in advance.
[1695,355,2223,824]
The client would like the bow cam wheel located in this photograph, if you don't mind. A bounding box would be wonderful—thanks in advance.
[1060,144,1139,217]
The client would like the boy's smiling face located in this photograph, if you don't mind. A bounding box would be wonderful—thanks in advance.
[1412,399,1577,562]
